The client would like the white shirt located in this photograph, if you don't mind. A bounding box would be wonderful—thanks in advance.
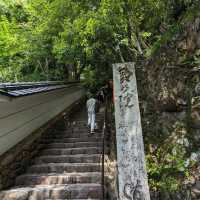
[87,98,96,113]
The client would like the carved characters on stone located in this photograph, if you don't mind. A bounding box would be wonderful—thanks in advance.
[113,62,150,200]
[124,179,146,200]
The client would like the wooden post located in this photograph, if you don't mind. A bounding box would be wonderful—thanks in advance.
[113,62,150,200]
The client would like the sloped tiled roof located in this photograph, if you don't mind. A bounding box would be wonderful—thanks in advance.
[0,81,79,97]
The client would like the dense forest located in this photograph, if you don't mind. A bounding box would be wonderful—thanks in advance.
[0,0,200,199]
[0,0,198,83]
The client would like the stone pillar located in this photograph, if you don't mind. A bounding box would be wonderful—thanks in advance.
[113,62,150,200]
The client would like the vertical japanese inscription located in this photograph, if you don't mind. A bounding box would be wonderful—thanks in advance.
[113,63,150,200]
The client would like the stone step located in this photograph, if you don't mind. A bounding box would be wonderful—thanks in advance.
[67,120,102,125]
[53,122,103,131]
[0,184,102,199]
[53,127,90,132]
[67,199,101,200]
[28,163,101,173]
[41,147,102,156]
[41,137,102,144]
[54,121,87,126]
[44,132,102,139]
[16,172,101,186]
[34,154,101,164]
[44,199,101,200]
[52,129,91,134]
[47,128,102,134]
[45,141,102,149]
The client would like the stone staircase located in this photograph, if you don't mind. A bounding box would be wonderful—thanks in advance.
[0,110,104,200]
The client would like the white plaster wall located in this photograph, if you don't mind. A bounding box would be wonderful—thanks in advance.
[0,85,85,155]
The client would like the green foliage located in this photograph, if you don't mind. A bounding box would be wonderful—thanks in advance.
[146,120,196,194]
[146,24,182,57]
[147,144,191,192]
[0,0,198,83]
[82,66,97,90]
[0,0,199,197]
[0,13,27,82]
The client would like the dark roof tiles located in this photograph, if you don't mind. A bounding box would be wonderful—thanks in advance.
[0,82,78,97]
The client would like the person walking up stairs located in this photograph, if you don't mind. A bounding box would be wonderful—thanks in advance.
[0,108,104,199]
